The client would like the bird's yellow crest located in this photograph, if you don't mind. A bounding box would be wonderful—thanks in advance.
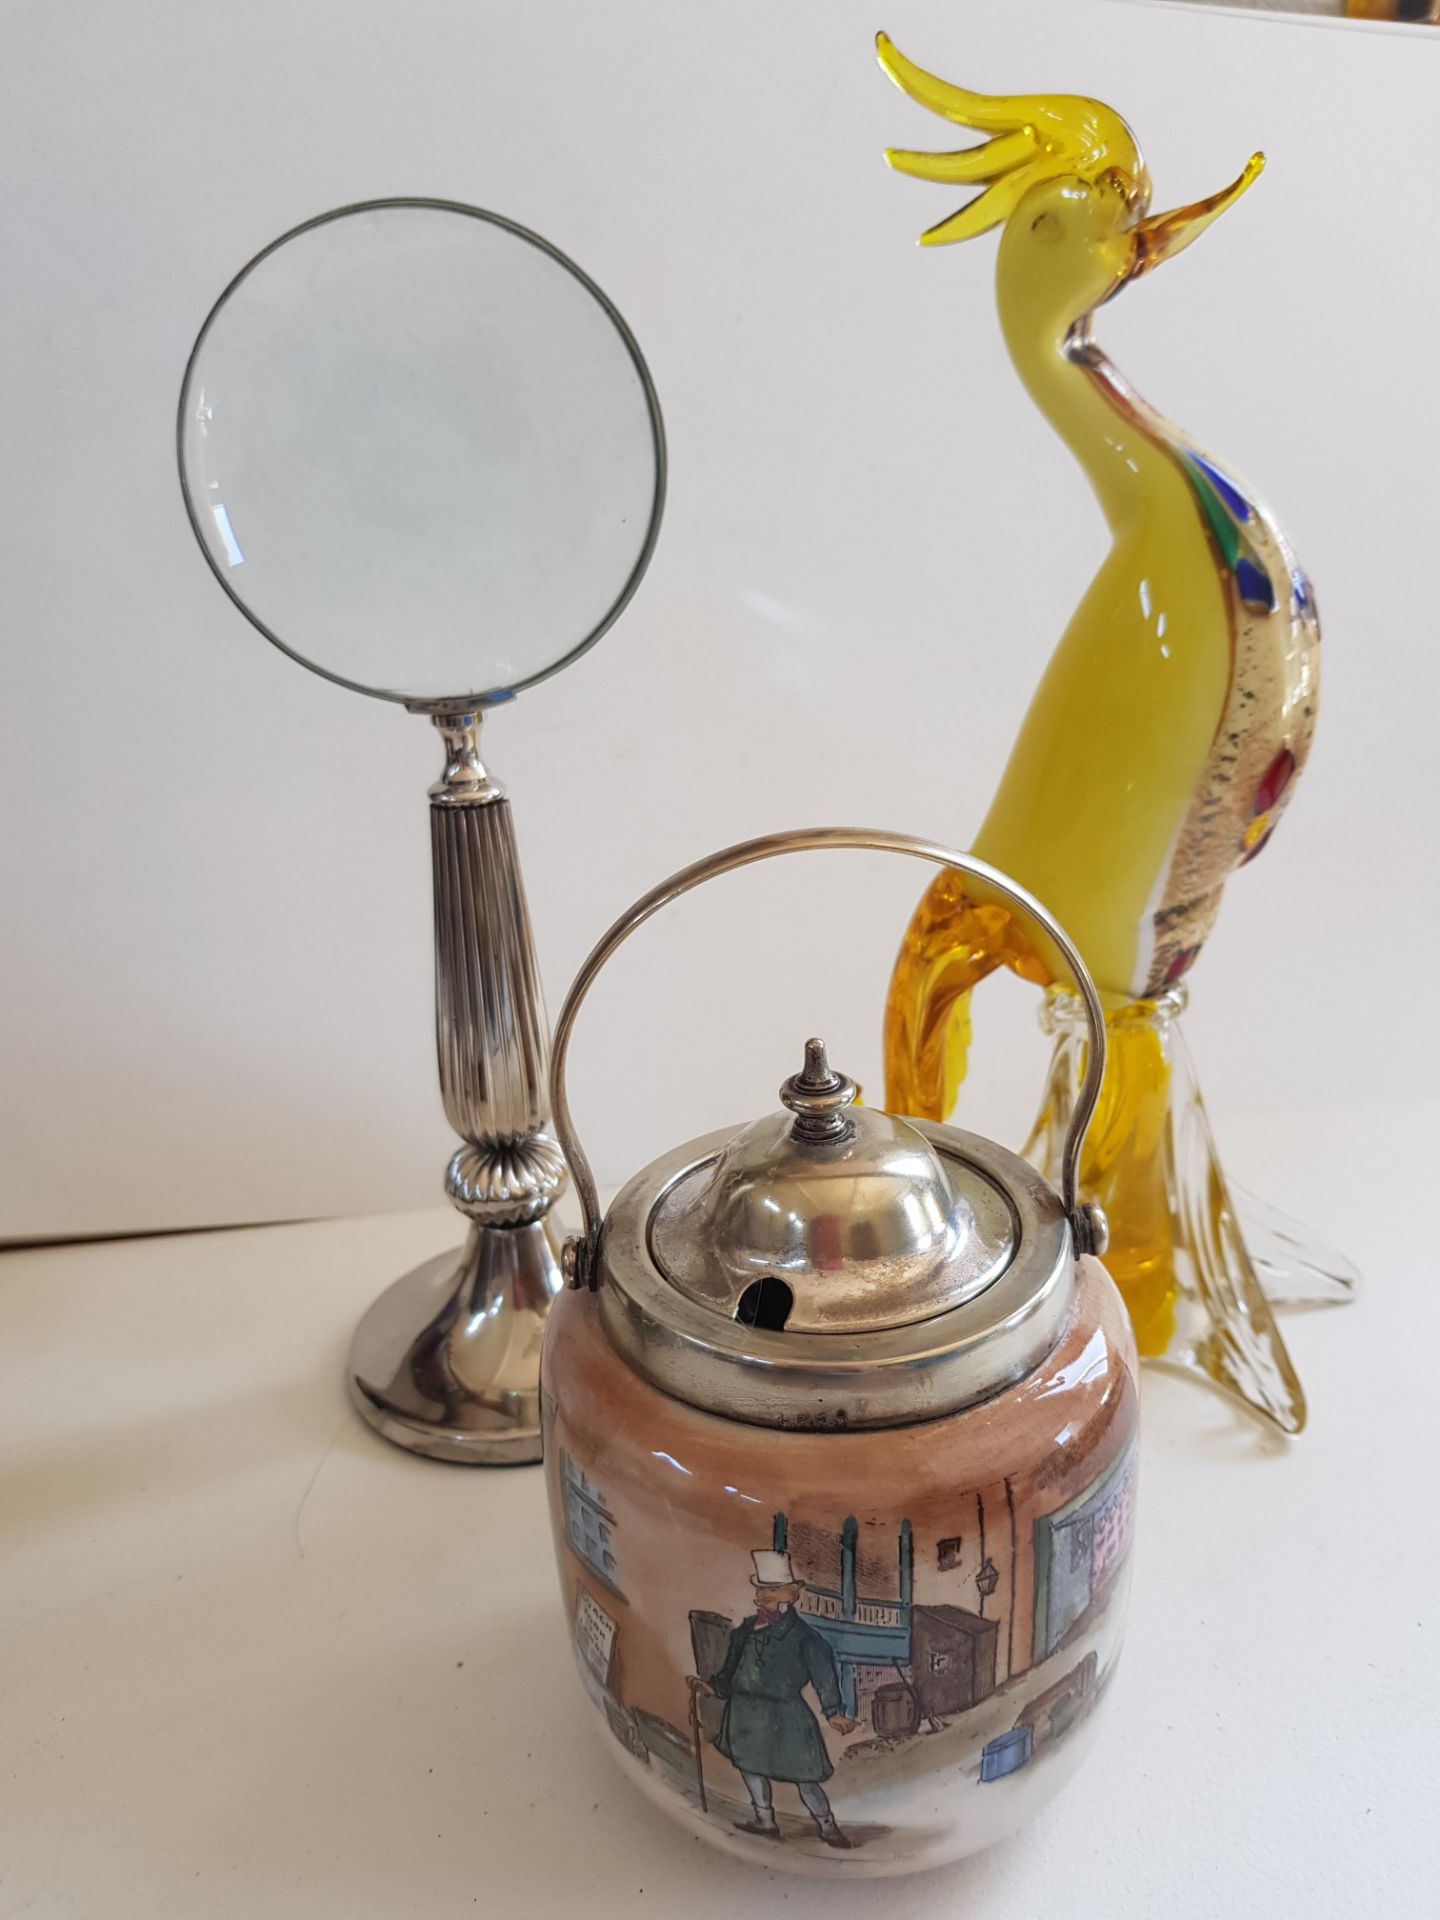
[875,31,1150,245]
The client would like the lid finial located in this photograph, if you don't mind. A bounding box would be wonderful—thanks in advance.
[780,1037,858,1143]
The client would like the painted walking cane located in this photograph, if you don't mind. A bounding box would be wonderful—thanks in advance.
[687,1675,709,1813]
[875,32,1355,1435]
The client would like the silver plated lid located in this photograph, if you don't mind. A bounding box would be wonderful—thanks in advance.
[547,829,1111,1432]
[650,1039,1016,1335]
[594,1040,1073,1430]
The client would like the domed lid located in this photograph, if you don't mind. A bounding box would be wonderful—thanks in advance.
[650,1040,1016,1335]
[592,1035,1079,1430]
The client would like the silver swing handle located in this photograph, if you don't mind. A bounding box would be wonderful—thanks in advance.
[549,827,1109,1289]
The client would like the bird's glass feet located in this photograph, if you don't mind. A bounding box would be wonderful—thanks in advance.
[1022,987,1357,1436]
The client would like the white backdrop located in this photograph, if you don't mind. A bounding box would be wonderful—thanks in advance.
[3,0,1437,1239]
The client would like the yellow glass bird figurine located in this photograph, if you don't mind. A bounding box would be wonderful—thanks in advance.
[876,33,1354,1435]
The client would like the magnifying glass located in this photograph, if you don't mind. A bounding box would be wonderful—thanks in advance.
[179,198,666,1463]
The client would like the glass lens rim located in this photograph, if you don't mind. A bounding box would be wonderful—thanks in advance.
[176,195,668,709]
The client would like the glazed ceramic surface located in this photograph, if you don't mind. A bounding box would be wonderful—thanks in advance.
[542,1253,1137,1877]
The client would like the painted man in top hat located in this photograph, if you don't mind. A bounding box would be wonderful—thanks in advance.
[697,1549,858,1848]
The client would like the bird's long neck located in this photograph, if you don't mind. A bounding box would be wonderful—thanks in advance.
[996,285,1176,534]
[977,259,1241,1002]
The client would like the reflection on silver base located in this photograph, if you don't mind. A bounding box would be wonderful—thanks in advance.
[348,1216,563,1464]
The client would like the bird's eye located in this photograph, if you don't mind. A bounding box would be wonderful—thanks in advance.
[1030,211,1061,244]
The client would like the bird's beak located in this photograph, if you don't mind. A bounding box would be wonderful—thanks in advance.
[1130,152,1264,277]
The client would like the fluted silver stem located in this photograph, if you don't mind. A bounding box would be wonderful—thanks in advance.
[430,711,566,1224]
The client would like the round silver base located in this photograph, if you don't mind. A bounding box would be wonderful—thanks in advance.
[348,1215,562,1465]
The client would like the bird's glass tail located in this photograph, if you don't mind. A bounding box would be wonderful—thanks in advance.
[883,871,1049,1121]
[1022,985,1348,1436]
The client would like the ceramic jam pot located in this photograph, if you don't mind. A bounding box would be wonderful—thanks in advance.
[540,831,1139,1878]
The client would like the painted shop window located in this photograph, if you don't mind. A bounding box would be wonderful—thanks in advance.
[1032,1447,1136,1662]
[937,1536,963,1572]
[561,1449,626,1599]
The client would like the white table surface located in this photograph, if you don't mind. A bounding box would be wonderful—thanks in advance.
[3,1102,1437,1918]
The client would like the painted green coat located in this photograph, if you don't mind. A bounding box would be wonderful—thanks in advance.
[709,1608,842,1784]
